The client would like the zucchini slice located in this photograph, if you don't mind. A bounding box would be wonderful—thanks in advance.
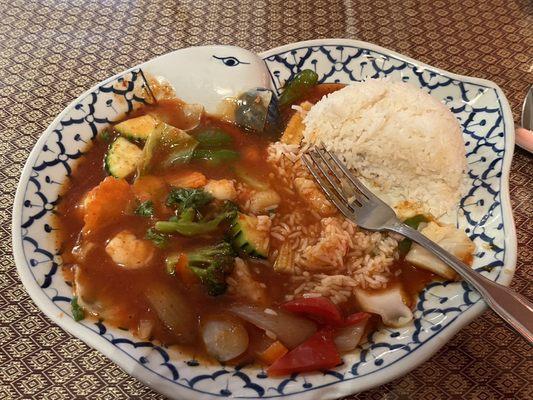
[230,213,269,258]
[115,115,157,142]
[105,137,143,178]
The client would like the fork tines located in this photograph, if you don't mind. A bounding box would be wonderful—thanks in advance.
[302,146,382,220]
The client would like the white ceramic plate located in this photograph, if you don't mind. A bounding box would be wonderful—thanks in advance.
[12,39,516,399]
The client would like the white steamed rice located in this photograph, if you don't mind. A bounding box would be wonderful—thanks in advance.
[302,79,467,217]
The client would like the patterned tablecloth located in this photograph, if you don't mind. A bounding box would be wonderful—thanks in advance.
[1,0,531,398]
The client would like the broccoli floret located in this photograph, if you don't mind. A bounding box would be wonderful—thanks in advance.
[155,201,238,237]
[145,228,169,248]
[71,296,85,321]
[135,200,154,217]
[188,241,235,265]
[219,200,238,219]
[187,242,235,296]
[166,187,213,211]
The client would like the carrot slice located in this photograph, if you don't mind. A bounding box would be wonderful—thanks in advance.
[258,341,288,365]
[174,254,197,284]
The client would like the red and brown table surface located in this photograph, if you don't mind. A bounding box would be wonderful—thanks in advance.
[1,0,531,398]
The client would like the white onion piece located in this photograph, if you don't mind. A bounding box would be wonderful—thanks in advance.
[73,266,107,317]
[137,319,154,340]
[72,241,96,263]
[229,305,316,349]
[334,320,368,352]
[355,285,413,328]
[146,103,203,131]
[201,317,249,362]
[181,103,204,131]
[144,284,196,344]
[406,221,475,280]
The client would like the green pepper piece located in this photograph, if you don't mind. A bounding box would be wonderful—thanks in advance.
[404,214,428,229]
[278,69,319,107]
[399,214,429,257]
[194,129,233,148]
[192,149,240,165]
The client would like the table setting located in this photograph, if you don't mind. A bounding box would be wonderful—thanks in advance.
[1,1,531,399]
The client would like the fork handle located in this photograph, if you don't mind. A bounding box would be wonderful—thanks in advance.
[391,222,533,343]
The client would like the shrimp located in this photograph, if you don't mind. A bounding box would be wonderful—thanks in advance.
[132,175,167,203]
[165,171,207,188]
[82,177,135,237]
[105,230,155,269]
[204,179,237,201]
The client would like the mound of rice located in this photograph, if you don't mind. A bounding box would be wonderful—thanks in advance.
[302,80,467,217]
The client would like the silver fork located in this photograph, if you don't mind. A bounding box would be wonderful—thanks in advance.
[303,146,533,343]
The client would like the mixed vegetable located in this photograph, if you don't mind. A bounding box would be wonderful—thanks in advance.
[61,71,475,376]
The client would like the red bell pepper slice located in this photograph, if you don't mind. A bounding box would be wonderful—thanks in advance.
[267,328,341,376]
[281,297,343,325]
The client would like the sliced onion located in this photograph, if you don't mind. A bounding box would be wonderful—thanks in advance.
[72,241,96,263]
[405,221,475,280]
[181,103,204,131]
[137,319,154,340]
[74,266,105,317]
[229,305,316,349]
[144,284,196,344]
[147,103,203,131]
[201,316,249,362]
[334,320,368,352]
